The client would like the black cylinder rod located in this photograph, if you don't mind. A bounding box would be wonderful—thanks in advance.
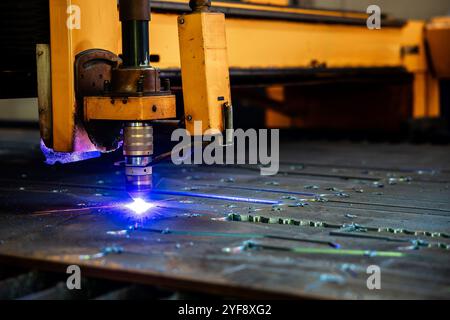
[119,0,151,68]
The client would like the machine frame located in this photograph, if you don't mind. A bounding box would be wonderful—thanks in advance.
[43,0,440,153]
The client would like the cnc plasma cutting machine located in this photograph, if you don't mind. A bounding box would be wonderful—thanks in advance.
[37,2,450,195]
[0,0,450,301]
[38,0,233,200]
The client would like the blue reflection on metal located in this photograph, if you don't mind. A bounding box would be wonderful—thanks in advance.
[208,185,316,197]
[40,140,100,165]
[151,189,280,205]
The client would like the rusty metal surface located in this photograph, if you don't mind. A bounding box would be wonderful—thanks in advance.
[111,68,162,95]
[74,49,119,103]
[0,129,449,299]
[74,49,122,152]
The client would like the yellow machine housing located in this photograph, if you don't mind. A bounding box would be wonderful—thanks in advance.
[178,11,232,135]
[41,0,448,153]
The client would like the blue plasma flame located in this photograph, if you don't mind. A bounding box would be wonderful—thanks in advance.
[124,198,155,216]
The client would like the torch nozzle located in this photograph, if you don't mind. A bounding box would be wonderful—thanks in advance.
[123,122,153,200]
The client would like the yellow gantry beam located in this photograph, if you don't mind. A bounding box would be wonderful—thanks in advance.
[151,13,426,71]
[164,0,370,20]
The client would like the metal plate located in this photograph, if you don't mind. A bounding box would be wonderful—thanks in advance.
[0,129,449,299]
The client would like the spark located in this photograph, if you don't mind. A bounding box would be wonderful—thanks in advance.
[125,198,154,215]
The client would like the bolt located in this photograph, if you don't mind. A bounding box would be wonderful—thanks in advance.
[137,75,145,93]
[104,80,111,93]
[162,78,171,91]
[186,115,193,121]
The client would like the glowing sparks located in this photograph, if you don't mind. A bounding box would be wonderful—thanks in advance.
[125,198,154,215]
